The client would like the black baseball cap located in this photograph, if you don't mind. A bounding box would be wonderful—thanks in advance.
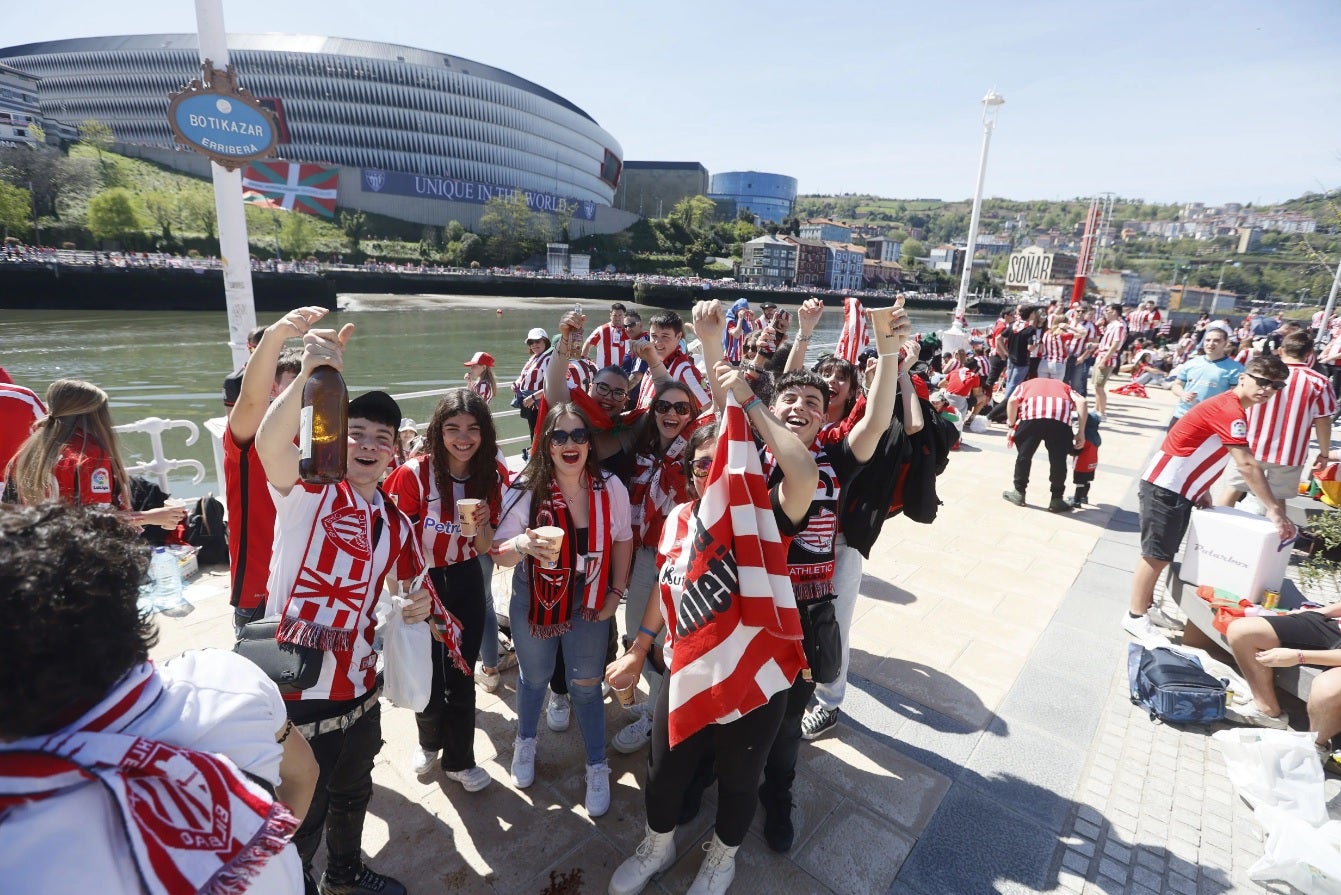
[348,390,401,430]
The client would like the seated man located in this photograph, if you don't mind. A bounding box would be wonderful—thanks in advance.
[1225,605,1341,768]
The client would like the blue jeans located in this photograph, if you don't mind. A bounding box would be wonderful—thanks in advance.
[478,553,500,669]
[509,564,607,766]
[1003,362,1029,403]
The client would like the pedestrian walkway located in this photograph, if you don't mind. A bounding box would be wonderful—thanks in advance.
[149,383,1339,894]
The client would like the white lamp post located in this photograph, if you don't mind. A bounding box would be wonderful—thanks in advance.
[946,88,1005,348]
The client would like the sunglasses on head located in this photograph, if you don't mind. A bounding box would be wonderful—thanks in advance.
[1246,374,1287,391]
[654,399,692,416]
[550,427,591,446]
[592,381,628,401]
[689,456,713,478]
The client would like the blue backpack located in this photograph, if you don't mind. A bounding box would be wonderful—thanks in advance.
[1127,643,1227,724]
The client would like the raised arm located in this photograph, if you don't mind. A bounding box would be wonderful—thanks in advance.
[847,299,914,461]
[716,361,817,525]
[232,306,328,445]
[785,298,824,374]
[897,345,925,435]
[256,323,353,496]
[692,299,728,409]
[545,309,585,405]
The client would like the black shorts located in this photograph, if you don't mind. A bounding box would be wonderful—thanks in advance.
[1138,479,1194,562]
[1264,611,1341,653]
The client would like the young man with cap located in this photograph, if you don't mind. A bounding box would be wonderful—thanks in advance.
[1126,355,1298,641]
[256,323,430,895]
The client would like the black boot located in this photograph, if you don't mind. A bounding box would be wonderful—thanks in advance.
[758,781,794,853]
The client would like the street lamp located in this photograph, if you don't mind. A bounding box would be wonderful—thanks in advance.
[948,88,1005,343]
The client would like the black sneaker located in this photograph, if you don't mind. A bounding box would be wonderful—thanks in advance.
[800,705,839,741]
[319,866,407,895]
[758,783,794,853]
[1047,498,1071,513]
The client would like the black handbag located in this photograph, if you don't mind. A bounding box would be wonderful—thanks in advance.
[800,597,843,685]
[234,617,323,694]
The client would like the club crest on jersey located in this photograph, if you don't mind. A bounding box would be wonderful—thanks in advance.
[90,468,112,494]
[323,507,371,560]
[534,566,571,610]
[1230,419,1248,439]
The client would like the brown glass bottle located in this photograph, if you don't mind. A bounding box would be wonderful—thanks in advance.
[299,364,348,484]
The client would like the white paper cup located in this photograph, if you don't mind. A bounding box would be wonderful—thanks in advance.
[870,306,902,356]
[532,526,565,568]
[456,498,481,537]
[608,670,638,708]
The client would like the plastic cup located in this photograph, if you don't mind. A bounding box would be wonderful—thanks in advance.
[608,671,638,708]
[532,526,565,568]
[456,498,481,537]
[869,306,902,356]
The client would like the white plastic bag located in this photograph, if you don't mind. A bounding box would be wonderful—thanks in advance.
[1250,805,1341,894]
[375,592,432,712]
[1213,728,1327,824]
[967,415,989,434]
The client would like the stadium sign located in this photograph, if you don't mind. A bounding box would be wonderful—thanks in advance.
[168,61,279,170]
[360,168,599,221]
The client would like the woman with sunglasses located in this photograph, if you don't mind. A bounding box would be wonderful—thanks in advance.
[384,389,505,792]
[492,403,633,818]
[607,362,819,895]
[611,379,705,754]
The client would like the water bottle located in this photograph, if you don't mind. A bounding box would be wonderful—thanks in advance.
[143,546,186,612]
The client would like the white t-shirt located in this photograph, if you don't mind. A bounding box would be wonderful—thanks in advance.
[0,650,303,894]
[496,475,634,545]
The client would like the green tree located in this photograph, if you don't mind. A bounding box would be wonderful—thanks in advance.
[279,211,316,258]
[179,191,216,240]
[86,187,146,246]
[900,238,925,262]
[480,191,545,264]
[337,209,366,255]
[671,195,716,232]
[0,180,31,239]
[141,191,180,245]
[78,119,117,185]
[444,219,466,243]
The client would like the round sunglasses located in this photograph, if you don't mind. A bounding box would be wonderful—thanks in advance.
[550,427,591,446]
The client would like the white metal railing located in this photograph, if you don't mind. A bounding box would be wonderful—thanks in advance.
[113,417,207,493]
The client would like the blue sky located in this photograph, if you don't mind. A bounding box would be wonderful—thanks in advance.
[7,0,1340,205]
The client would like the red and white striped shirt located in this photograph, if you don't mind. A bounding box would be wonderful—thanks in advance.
[1040,331,1070,363]
[0,382,46,487]
[1246,363,1337,466]
[583,322,627,369]
[384,454,510,568]
[1142,391,1249,501]
[1127,308,1150,332]
[513,351,547,396]
[637,348,710,408]
[1098,319,1127,367]
[1013,378,1078,425]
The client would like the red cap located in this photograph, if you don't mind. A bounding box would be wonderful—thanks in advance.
[463,351,496,368]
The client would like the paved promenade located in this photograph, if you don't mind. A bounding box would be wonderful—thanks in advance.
[151,383,1339,894]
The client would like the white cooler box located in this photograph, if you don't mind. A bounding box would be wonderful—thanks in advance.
[1179,505,1292,604]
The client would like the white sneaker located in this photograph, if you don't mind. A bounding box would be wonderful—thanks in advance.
[511,736,537,788]
[1145,604,1184,630]
[687,835,738,895]
[585,761,611,817]
[410,747,438,776]
[445,766,492,792]
[613,708,654,754]
[608,824,676,895]
[496,651,518,672]
[1227,705,1289,730]
[477,666,500,693]
[547,693,572,732]
[1122,612,1171,641]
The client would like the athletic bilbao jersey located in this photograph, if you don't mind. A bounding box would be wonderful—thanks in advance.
[583,322,628,369]
[1142,390,1249,501]
[1013,378,1077,425]
[384,453,509,567]
[1246,363,1337,467]
[0,383,45,486]
[223,425,277,611]
[637,348,710,408]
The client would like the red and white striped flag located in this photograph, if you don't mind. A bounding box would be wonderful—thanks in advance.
[834,296,870,363]
[663,394,806,747]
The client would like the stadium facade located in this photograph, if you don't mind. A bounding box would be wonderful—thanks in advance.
[0,34,637,234]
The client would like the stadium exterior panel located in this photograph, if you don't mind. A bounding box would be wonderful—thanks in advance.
[0,34,638,233]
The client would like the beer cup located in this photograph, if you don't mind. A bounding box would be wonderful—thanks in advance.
[869,306,902,356]
[456,498,481,537]
[532,526,565,568]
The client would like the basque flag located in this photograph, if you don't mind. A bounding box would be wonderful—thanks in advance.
[663,393,805,747]
[242,161,339,218]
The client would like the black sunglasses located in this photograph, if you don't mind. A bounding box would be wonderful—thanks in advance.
[748,346,775,360]
[592,381,628,401]
[1246,374,1287,391]
[550,427,591,446]
[689,456,713,478]
[654,400,692,416]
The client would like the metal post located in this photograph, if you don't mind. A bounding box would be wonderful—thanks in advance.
[1317,256,1341,344]
[194,0,257,371]
[949,88,1005,340]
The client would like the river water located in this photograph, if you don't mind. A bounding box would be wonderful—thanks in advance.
[1,294,996,497]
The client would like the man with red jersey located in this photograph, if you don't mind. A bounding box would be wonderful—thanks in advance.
[1126,355,1297,641]
[256,324,429,895]
[943,363,989,425]
[0,380,46,491]
[635,311,710,408]
[1217,331,1335,510]
[582,302,629,369]
[225,307,315,632]
[1002,377,1087,512]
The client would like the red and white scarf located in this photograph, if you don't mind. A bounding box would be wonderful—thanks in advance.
[0,663,297,895]
[662,394,806,747]
[423,573,471,677]
[629,409,715,548]
[278,481,401,652]
[526,475,615,638]
[834,296,870,364]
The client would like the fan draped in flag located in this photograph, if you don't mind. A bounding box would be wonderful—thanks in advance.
[241,161,339,218]
[662,393,806,747]
[834,296,870,364]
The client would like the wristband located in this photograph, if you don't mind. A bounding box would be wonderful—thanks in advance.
[1300,651,1306,666]
[795,334,812,342]
[638,625,659,639]
[741,395,762,415]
